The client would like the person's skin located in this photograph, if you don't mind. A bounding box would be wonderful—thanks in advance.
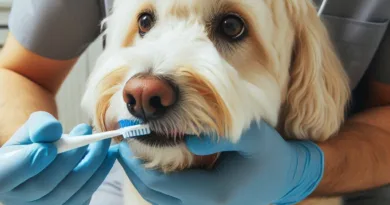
[0,33,78,145]
[313,78,390,197]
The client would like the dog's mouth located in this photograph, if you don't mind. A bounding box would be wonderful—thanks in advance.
[134,130,186,146]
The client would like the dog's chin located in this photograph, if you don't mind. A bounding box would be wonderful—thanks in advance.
[126,131,220,173]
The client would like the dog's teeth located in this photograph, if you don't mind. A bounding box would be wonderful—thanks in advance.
[122,127,150,139]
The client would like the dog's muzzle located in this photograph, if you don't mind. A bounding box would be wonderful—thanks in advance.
[123,75,178,121]
[122,75,181,146]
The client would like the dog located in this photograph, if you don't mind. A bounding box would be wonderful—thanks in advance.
[82,0,351,204]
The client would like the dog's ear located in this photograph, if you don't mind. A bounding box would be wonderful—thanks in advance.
[282,1,350,141]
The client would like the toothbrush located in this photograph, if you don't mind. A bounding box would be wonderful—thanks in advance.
[54,120,150,154]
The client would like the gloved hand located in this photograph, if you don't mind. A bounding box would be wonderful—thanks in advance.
[0,111,117,205]
[118,120,324,205]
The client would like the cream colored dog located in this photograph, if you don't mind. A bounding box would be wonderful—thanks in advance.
[82,0,350,204]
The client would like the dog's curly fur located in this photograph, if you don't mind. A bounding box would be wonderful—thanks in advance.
[82,0,350,204]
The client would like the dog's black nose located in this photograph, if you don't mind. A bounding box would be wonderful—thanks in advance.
[123,76,177,121]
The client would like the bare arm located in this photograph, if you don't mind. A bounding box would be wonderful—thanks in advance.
[313,79,390,196]
[0,34,78,145]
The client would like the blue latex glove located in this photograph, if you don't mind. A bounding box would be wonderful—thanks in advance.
[0,111,117,205]
[118,120,324,205]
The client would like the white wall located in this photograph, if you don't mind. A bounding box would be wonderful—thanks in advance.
[56,37,103,132]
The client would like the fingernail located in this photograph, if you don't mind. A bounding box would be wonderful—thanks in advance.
[29,112,62,133]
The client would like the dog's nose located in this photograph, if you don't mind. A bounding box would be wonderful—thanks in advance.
[123,77,177,121]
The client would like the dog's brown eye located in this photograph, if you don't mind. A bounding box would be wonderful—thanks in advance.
[138,13,155,36]
[219,14,246,40]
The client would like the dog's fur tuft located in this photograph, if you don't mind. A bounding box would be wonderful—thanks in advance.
[282,0,350,141]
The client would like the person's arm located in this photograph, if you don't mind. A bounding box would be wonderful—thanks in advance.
[0,1,120,204]
[0,0,103,145]
[315,103,390,196]
[312,17,390,195]
[0,34,78,145]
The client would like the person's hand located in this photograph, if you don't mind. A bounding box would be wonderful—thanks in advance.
[0,111,117,205]
[118,120,324,205]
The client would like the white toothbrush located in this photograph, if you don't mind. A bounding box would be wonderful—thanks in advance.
[54,124,150,154]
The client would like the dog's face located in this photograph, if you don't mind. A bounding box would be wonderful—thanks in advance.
[82,0,350,172]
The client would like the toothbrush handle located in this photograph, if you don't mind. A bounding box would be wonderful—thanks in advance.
[54,131,121,154]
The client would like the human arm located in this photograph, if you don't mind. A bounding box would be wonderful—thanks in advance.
[0,34,77,145]
[314,80,390,197]
[0,1,119,204]
[0,0,103,145]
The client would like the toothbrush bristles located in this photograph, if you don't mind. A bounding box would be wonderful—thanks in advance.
[122,127,150,138]
[119,119,151,139]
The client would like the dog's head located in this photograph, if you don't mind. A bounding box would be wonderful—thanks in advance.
[82,0,350,172]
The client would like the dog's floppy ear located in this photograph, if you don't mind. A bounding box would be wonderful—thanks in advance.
[282,1,350,141]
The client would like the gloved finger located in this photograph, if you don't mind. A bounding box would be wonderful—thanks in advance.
[118,142,216,198]
[117,141,165,180]
[117,144,181,205]
[28,111,63,143]
[3,111,62,146]
[62,149,117,205]
[124,166,181,205]
[9,124,91,201]
[82,198,91,205]
[3,122,30,146]
[0,143,57,193]
[30,137,112,204]
[185,121,278,155]
[185,135,235,156]
[108,144,119,153]
[117,142,167,191]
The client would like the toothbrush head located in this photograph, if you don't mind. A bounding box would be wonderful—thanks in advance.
[118,119,151,139]
[118,119,140,127]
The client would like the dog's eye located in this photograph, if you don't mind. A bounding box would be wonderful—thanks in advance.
[219,14,246,40]
[138,13,155,36]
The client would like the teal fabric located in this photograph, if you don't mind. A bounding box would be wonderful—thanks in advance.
[8,0,104,60]
[319,0,390,88]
